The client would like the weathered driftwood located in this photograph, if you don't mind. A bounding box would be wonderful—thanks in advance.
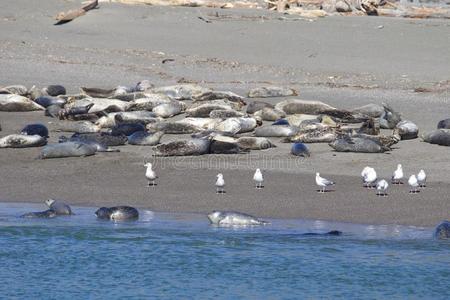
[101,0,259,8]
[55,0,98,25]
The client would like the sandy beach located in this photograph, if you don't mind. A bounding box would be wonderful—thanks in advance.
[0,0,449,226]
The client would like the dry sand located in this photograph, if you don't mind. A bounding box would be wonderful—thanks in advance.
[0,0,449,226]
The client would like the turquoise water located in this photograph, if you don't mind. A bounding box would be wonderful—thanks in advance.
[0,203,449,299]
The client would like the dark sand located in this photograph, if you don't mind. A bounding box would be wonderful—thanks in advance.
[0,1,449,226]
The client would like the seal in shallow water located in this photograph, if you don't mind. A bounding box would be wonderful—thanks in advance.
[45,199,73,215]
[95,206,139,221]
[434,220,450,239]
[207,211,269,226]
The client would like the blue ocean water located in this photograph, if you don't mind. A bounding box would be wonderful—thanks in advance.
[0,202,448,299]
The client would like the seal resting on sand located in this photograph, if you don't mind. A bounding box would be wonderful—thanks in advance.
[421,129,450,146]
[95,206,139,221]
[21,124,49,138]
[0,134,47,148]
[329,135,390,153]
[207,211,269,226]
[39,142,96,159]
[154,138,210,156]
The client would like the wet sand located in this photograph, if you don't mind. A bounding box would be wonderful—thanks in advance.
[0,0,449,226]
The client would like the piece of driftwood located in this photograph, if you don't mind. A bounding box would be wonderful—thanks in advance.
[55,0,98,25]
[101,0,259,9]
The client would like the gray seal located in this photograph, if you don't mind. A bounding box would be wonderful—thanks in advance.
[128,131,164,146]
[207,211,269,226]
[95,206,139,221]
[39,142,96,159]
[154,138,210,156]
[45,199,73,215]
[0,134,47,148]
[434,220,450,239]
[329,136,390,153]
[421,129,450,146]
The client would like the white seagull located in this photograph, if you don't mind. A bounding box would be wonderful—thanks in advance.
[363,167,377,189]
[216,173,225,194]
[144,163,158,186]
[408,174,419,194]
[361,166,371,181]
[315,173,335,193]
[392,164,404,184]
[417,170,427,187]
[376,179,389,196]
[253,168,264,189]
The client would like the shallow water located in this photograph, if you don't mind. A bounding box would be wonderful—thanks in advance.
[0,203,448,299]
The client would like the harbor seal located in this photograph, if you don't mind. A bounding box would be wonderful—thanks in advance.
[151,84,210,100]
[254,107,286,121]
[39,142,96,159]
[351,103,385,118]
[272,119,290,126]
[186,103,233,118]
[43,85,66,97]
[0,94,44,111]
[255,125,298,137]
[69,98,130,113]
[248,86,297,98]
[127,94,172,111]
[0,134,47,148]
[20,124,49,138]
[394,120,418,140]
[154,138,210,156]
[329,136,390,153]
[96,111,158,128]
[152,101,185,118]
[59,135,120,152]
[147,121,202,134]
[54,121,101,133]
[58,103,94,120]
[111,123,145,136]
[45,104,63,118]
[128,131,164,146]
[275,99,336,115]
[421,129,450,146]
[246,101,274,114]
[434,220,450,239]
[34,96,66,108]
[95,206,139,221]
[45,199,73,215]
[209,109,244,119]
[437,118,450,129]
[286,127,336,143]
[194,90,245,104]
[210,135,242,154]
[0,85,28,96]
[207,211,269,226]
[380,103,402,129]
[69,132,127,146]
[21,210,57,218]
[237,137,276,150]
[291,143,310,157]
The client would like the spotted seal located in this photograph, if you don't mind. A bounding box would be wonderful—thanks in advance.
[237,137,276,150]
[246,101,274,114]
[254,107,286,121]
[151,84,210,100]
[152,101,185,118]
[68,132,127,146]
[329,136,390,153]
[147,121,202,134]
[54,121,101,133]
[248,86,297,98]
[275,99,336,115]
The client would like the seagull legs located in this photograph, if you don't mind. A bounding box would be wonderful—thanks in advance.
[148,180,157,187]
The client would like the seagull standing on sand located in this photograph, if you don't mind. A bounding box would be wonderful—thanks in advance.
[363,167,377,189]
[376,179,389,196]
[144,163,158,186]
[361,166,371,181]
[408,174,419,193]
[253,168,264,189]
[392,164,404,184]
[417,169,427,187]
[315,173,335,193]
[216,173,225,194]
